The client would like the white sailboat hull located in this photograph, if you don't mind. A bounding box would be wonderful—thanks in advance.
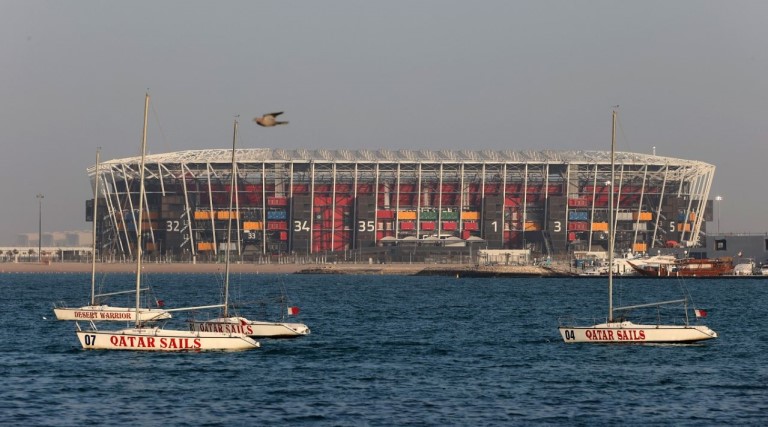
[76,327,259,351]
[55,305,171,322]
[188,317,310,338]
[558,321,717,344]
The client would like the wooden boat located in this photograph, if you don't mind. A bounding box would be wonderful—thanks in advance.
[627,256,734,277]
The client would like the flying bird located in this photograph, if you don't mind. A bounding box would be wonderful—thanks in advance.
[253,112,288,127]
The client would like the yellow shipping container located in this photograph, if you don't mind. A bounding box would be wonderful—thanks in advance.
[632,212,653,221]
[243,221,263,230]
[460,211,480,220]
[195,211,212,220]
[524,221,541,231]
[633,243,647,252]
[398,210,417,220]
[592,222,609,231]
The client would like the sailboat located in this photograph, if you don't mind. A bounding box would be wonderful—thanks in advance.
[76,93,260,351]
[558,110,717,344]
[187,118,310,339]
[54,148,171,323]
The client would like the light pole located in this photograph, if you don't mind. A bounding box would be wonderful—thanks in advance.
[36,193,44,263]
[715,195,723,235]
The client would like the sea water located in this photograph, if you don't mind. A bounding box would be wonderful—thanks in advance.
[0,272,766,426]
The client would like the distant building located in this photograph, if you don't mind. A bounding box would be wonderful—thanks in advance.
[15,231,91,248]
[706,233,768,265]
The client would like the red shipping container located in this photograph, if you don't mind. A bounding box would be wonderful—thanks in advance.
[279,231,288,241]
[463,221,479,231]
[568,198,589,208]
[267,221,288,230]
[377,210,395,219]
[399,221,416,230]
[461,230,471,239]
[442,221,457,231]
[568,222,589,231]
[421,221,436,231]
[267,196,288,206]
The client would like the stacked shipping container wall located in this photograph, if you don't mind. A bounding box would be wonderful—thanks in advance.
[86,150,715,261]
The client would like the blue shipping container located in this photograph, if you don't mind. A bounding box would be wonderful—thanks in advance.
[266,210,287,220]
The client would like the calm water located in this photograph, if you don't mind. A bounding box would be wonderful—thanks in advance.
[1,272,766,426]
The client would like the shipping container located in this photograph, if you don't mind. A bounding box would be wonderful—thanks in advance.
[194,211,212,220]
[377,210,395,219]
[442,221,458,231]
[568,222,589,231]
[524,221,541,231]
[568,211,589,221]
[632,212,653,221]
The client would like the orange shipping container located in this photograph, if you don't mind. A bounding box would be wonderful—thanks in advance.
[398,210,417,220]
[592,222,609,231]
[525,221,541,231]
[633,243,647,252]
[632,212,653,221]
[677,223,692,232]
[460,211,480,220]
[216,211,239,220]
[194,211,212,220]
[243,221,263,230]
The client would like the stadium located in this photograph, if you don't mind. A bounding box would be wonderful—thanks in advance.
[86,148,716,263]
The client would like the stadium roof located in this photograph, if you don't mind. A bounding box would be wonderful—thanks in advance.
[97,148,713,170]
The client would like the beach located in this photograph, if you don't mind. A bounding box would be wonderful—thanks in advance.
[0,261,556,276]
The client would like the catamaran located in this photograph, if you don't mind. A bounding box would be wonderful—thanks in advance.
[558,110,717,344]
[76,93,259,351]
[187,118,310,339]
[54,148,171,323]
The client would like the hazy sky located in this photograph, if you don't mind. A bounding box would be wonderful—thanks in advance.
[2,1,767,244]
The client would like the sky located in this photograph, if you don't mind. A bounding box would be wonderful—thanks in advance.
[2,1,767,244]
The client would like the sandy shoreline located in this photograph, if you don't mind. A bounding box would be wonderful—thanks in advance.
[0,261,557,276]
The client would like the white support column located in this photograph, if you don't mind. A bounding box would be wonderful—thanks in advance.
[206,163,217,256]
[180,164,196,261]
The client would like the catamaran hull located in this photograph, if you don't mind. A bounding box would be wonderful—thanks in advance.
[189,317,310,338]
[54,306,171,322]
[76,327,259,351]
[559,322,717,344]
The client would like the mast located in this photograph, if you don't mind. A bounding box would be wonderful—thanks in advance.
[223,118,238,317]
[608,109,616,322]
[135,93,149,327]
[90,148,101,306]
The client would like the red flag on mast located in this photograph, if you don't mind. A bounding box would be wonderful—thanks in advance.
[287,306,300,316]
[694,309,707,318]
